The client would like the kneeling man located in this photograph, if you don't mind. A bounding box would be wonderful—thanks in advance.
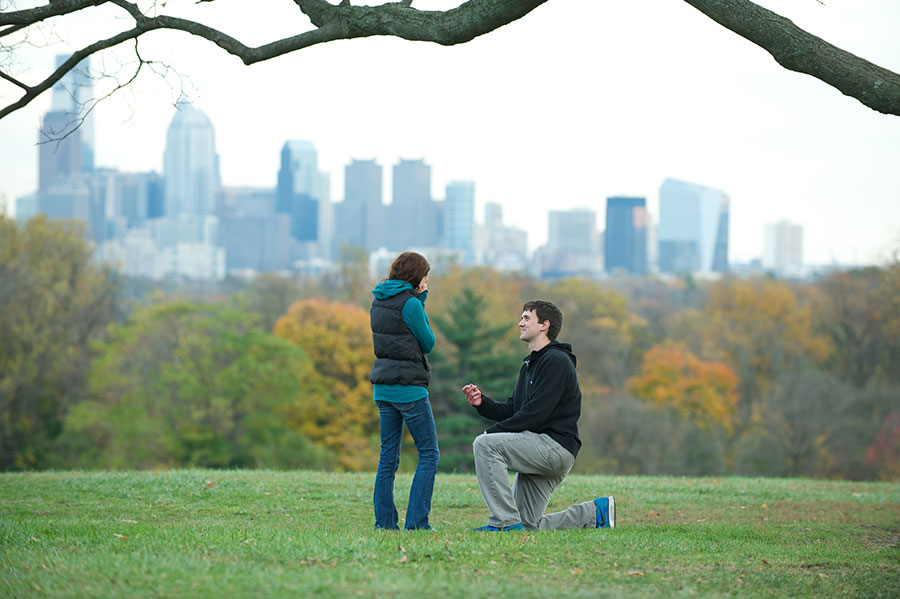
[462,300,614,531]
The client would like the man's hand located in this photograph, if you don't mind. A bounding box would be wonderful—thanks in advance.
[462,383,482,407]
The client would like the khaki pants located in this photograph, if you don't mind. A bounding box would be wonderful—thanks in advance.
[472,431,597,530]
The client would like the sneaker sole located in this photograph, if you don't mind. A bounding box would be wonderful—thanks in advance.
[608,496,615,529]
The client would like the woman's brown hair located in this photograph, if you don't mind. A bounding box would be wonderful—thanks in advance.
[388,251,430,287]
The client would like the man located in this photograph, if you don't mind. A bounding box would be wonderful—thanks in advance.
[462,300,614,531]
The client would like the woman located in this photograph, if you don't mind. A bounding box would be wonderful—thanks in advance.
[369,251,439,530]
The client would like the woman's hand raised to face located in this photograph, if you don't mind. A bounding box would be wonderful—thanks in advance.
[415,273,429,294]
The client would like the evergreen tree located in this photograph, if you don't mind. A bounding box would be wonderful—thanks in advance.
[430,287,521,472]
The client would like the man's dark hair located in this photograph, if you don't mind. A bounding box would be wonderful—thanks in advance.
[388,251,430,287]
[522,300,563,341]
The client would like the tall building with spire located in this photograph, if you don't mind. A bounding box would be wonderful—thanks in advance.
[163,102,219,216]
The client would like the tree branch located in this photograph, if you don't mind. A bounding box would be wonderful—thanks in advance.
[0,0,106,26]
[294,0,549,45]
[1,0,898,121]
[684,0,900,115]
[0,25,151,120]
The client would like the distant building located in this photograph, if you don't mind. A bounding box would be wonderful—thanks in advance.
[535,208,602,278]
[38,180,91,230]
[444,181,476,264]
[605,196,647,275]
[386,159,439,250]
[116,172,164,225]
[334,158,384,253]
[95,228,164,279]
[51,54,94,172]
[276,140,331,258]
[657,178,729,274]
[219,186,276,218]
[220,214,292,272]
[477,202,528,271]
[163,102,219,216]
[38,111,82,194]
[764,220,803,277]
[15,194,38,223]
[549,209,597,253]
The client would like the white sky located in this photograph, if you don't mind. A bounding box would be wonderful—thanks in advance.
[1,0,899,265]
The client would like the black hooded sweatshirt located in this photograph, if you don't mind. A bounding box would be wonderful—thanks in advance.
[473,340,582,458]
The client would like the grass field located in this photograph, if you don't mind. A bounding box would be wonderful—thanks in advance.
[1,470,898,598]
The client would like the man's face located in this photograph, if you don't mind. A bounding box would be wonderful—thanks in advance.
[518,309,547,343]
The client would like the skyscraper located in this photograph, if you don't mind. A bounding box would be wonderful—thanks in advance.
[38,111,82,193]
[444,181,475,264]
[549,209,596,253]
[51,54,95,172]
[335,158,383,252]
[534,208,601,278]
[657,178,730,274]
[277,140,330,244]
[163,102,219,216]
[478,202,528,271]
[386,159,438,250]
[605,196,647,275]
[763,220,803,276]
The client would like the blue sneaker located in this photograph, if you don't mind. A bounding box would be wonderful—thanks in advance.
[594,496,615,528]
[472,523,524,532]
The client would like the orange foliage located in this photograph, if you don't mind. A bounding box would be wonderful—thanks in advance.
[628,343,739,432]
[273,298,378,471]
[704,278,832,398]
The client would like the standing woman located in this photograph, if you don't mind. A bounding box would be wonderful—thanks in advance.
[369,251,439,530]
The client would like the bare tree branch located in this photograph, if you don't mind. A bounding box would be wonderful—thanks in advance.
[0,23,29,39]
[38,38,147,145]
[0,0,105,26]
[0,67,28,90]
[0,24,150,120]
[1,0,898,122]
[684,0,900,115]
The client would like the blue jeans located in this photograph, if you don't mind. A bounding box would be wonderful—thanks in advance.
[374,398,440,530]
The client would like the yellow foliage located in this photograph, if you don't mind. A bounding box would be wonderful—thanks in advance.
[628,342,739,432]
[273,298,378,471]
[704,278,833,398]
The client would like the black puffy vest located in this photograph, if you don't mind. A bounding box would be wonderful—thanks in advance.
[369,289,430,387]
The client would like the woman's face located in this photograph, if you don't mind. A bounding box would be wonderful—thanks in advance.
[415,273,429,294]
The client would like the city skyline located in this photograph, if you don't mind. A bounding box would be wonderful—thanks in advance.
[2,0,899,266]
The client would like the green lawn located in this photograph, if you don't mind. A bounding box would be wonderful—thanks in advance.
[1,470,898,598]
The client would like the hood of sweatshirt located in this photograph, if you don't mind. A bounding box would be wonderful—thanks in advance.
[527,340,577,369]
[372,279,414,300]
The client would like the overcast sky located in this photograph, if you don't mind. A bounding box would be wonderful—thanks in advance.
[1,0,899,265]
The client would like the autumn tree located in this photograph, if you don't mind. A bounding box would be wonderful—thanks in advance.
[694,277,832,410]
[0,215,117,470]
[1,0,898,120]
[816,261,900,387]
[273,297,378,471]
[628,342,739,433]
[60,299,335,469]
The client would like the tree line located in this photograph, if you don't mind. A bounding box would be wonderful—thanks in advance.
[2,215,898,479]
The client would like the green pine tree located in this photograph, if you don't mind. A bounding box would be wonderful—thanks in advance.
[429,287,522,472]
